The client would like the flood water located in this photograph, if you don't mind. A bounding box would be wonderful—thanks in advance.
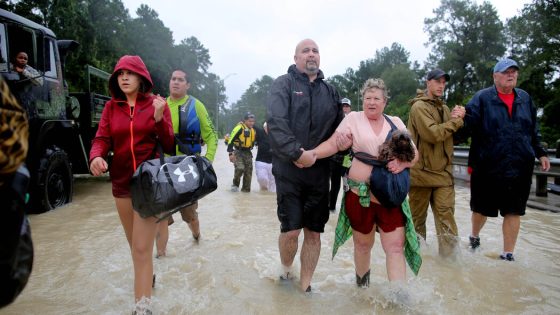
[2,142,560,314]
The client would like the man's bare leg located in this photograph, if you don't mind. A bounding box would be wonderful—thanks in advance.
[300,228,320,291]
[502,214,520,253]
[155,221,168,257]
[471,211,487,237]
[279,229,300,278]
[188,218,200,241]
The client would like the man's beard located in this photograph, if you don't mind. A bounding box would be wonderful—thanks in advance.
[305,61,319,74]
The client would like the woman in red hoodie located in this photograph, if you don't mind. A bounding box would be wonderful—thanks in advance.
[89,55,174,311]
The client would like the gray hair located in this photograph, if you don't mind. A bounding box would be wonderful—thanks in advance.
[360,78,389,100]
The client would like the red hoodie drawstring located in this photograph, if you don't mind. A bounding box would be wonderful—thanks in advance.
[129,104,137,171]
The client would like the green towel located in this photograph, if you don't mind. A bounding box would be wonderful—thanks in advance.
[401,198,422,275]
[332,180,422,275]
[342,154,352,168]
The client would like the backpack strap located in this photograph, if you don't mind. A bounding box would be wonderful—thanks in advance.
[353,151,386,168]
[383,114,398,141]
[185,97,198,132]
[178,97,194,140]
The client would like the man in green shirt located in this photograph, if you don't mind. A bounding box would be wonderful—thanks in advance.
[156,70,218,256]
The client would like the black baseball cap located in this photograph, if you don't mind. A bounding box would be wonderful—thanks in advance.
[427,69,450,81]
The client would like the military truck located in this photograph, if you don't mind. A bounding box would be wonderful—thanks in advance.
[0,9,110,212]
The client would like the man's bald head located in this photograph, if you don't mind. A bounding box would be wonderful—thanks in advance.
[294,39,320,79]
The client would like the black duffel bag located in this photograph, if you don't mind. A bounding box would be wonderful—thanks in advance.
[130,151,217,219]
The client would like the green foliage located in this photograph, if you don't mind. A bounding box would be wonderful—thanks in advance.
[506,0,560,145]
[4,0,556,144]
[424,0,506,105]
[3,0,221,113]
[327,68,361,110]
[326,43,419,122]
[224,75,273,135]
[381,64,418,122]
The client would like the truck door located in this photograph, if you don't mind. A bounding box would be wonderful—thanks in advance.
[36,36,65,120]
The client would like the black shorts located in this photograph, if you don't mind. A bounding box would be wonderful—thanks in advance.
[470,170,532,217]
[274,162,330,233]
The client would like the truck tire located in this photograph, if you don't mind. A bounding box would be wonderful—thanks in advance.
[36,146,73,212]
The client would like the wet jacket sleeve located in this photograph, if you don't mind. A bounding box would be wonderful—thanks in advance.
[155,102,175,155]
[409,101,464,144]
[227,124,242,153]
[89,100,112,162]
[196,102,218,162]
[463,93,482,139]
[266,76,303,161]
[528,97,547,159]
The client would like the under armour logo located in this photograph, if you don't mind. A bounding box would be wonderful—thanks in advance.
[173,164,198,182]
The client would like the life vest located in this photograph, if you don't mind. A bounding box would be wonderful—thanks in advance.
[177,97,202,155]
[232,122,256,149]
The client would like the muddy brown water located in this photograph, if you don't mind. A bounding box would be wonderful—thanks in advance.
[2,143,559,314]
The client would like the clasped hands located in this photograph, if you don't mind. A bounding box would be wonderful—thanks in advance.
[293,131,352,169]
[451,105,466,119]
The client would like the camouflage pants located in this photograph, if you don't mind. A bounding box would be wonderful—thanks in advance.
[233,150,253,192]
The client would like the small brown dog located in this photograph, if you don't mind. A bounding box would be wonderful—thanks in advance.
[378,129,415,162]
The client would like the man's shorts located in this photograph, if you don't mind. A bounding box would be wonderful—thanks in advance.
[344,190,405,234]
[275,164,330,233]
[470,170,531,217]
[167,201,199,225]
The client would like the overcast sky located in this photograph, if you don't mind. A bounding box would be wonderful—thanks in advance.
[121,0,531,104]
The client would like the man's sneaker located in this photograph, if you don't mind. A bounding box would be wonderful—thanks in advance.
[469,236,480,250]
[231,185,239,192]
[500,253,515,261]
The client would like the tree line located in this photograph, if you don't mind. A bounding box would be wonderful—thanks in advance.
[1,0,230,132]
[2,0,558,145]
[229,0,559,146]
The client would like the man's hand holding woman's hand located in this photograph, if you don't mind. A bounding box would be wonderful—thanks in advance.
[293,149,317,168]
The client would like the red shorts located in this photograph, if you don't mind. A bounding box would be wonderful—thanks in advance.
[344,190,405,234]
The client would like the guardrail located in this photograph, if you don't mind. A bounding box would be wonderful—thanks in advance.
[452,147,560,197]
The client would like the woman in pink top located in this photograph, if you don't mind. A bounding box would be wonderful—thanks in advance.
[314,78,418,287]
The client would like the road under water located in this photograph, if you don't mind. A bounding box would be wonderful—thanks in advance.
[2,143,559,314]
